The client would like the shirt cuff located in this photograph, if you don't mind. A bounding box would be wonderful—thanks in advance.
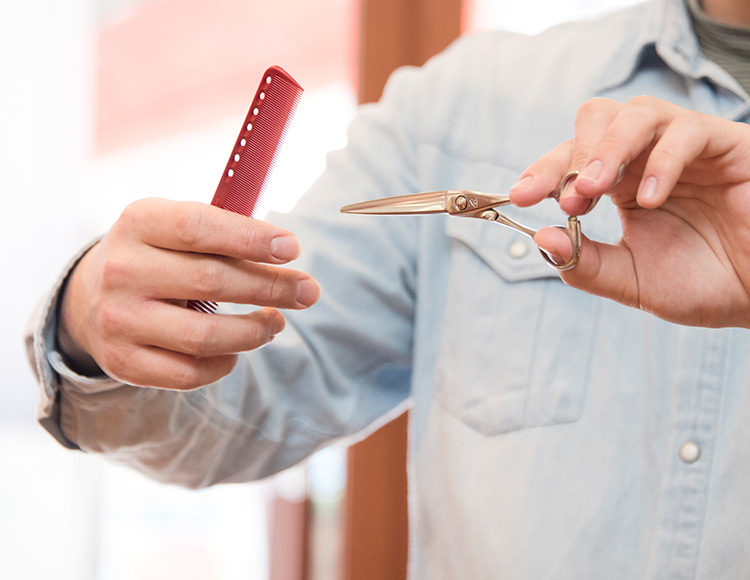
[26,237,124,449]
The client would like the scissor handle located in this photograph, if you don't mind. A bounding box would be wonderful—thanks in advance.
[537,216,582,271]
[547,170,599,216]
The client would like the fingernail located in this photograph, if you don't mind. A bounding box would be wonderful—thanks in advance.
[534,229,574,268]
[296,278,320,307]
[613,162,627,186]
[539,246,564,266]
[510,175,534,190]
[270,236,300,261]
[578,159,602,182]
[639,176,658,204]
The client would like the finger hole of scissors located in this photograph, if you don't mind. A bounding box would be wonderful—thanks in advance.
[548,170,580,202]
[536,220,581,271]
[550,170,600,216]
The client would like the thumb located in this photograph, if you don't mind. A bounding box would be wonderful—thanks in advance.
[534,227,639,308]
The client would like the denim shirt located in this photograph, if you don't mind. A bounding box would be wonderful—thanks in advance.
[27,0,750,577]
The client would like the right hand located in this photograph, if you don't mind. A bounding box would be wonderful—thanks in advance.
[509,97,750,329]
[58,198,320,390]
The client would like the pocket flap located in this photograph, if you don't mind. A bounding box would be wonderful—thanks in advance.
[444,207,560,282]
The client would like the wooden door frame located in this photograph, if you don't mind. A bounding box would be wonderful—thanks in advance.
[342,2,462,579]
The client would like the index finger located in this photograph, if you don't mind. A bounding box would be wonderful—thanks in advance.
[572,96,687,201]
[510,98,623,215]
[115,198,301,264]
[557,98,625,214]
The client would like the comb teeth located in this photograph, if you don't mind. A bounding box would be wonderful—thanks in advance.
[210,66,304,216]
[186,299,218,314]
[190,66,303,314]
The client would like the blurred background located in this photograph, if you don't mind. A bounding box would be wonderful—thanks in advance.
[1,0,637,578]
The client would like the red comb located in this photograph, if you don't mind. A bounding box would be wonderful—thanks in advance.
[189,66,303,314]
[210,66,303,216]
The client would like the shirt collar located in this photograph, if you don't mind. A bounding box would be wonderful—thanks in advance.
[597,0,745,98]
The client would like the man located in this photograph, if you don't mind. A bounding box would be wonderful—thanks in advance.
[26,0,750,577]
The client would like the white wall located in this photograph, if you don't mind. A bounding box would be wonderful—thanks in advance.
[0,2,101,577]
[1,0,95,422]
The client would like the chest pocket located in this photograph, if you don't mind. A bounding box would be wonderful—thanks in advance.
[434,211,602,436]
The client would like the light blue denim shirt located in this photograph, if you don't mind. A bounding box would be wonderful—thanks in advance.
[27,0,750,577]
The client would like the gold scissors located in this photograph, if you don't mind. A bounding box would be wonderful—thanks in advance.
[341,170,591,271]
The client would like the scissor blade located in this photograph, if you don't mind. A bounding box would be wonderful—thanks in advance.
[340,191,449,215]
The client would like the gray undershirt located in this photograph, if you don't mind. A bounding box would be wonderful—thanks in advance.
[687,0,750,94]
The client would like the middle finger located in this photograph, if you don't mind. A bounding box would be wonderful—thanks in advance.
[130,246,319,309]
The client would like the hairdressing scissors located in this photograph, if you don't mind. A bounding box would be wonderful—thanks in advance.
[341,171,591,271]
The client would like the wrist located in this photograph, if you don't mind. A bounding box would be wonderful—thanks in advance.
[57,316,103,377]
[56,248,104,377]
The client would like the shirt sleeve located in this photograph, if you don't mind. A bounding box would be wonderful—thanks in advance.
[25,237,113,450]
[24,55,435,488]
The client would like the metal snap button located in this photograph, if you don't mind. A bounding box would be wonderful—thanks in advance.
[508,240,530,259]
[679,441,701,464]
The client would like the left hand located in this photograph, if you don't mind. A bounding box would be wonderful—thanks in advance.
[509,96,750,328]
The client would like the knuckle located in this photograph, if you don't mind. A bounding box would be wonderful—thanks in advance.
[100,343,133,380]
[171,363,204,391]
[258,268,294,306]
[172,203,205,247]
[623,96,659,124]
[675,109,704,131]
[97,302,127,339]
[577,97,605,116]
[179,317,219,355]
[242,265,280,306]
[191,259,226,295]
[99,254,131,291]
[575,97,617,121]
[114,198,161,239]
[117,199,147,229]
[265,269,283,302]
[625,95,655,109]
[235,223,265,258]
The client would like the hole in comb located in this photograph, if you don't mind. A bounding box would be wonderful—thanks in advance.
[253,107,259,116]
[246,123,252,131]
[259,92,265,100]
[240,139,246,146]
[227,169,234,177]
[234,154,240,162]
[266,76,272,84]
